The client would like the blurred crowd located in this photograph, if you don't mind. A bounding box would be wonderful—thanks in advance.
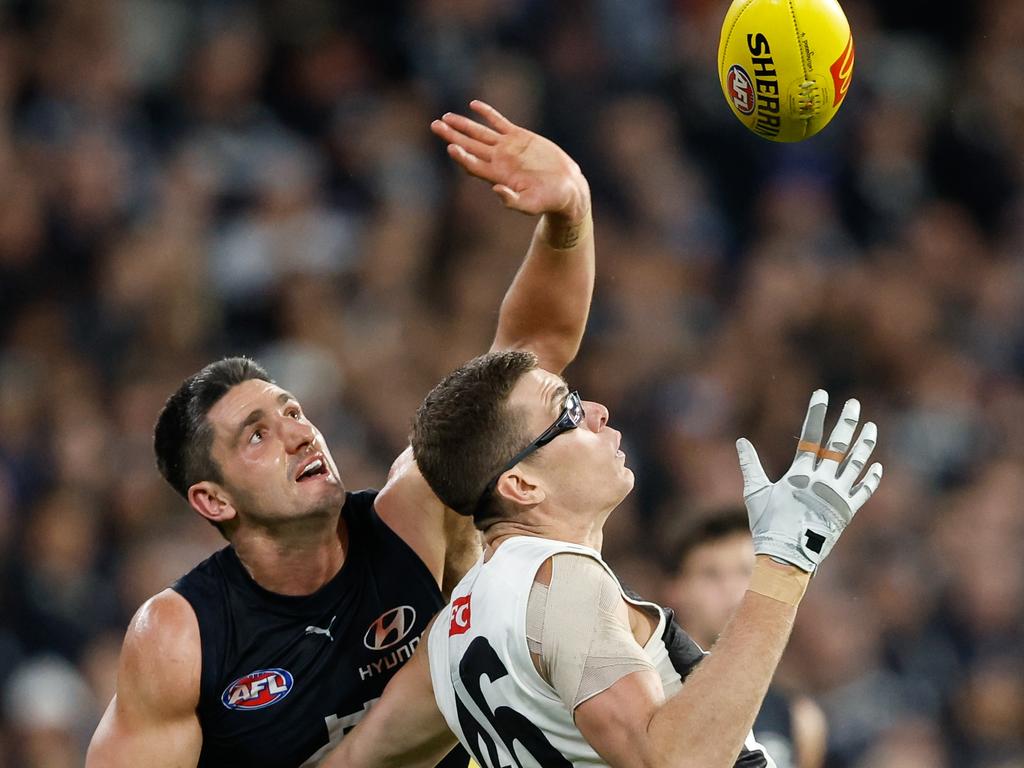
[0,0,1022,766]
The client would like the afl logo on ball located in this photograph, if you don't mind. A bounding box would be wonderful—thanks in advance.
[727,65,755,115]
[221,668,293,711]
[363,605,417,651]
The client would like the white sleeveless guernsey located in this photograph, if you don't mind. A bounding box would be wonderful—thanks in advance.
[427,536,774,767]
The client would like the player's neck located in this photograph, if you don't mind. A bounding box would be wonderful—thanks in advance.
[231,514,348,596]
[485,515,604,554]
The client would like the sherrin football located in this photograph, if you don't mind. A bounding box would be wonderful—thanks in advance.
[719,0,855,142]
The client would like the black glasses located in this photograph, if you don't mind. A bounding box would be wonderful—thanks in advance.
[473,390,585,516]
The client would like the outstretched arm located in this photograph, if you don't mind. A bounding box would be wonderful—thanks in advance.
[377,103,595,591]
[576,392,882,768]
[432,100,594,374]
[577,559,806,768]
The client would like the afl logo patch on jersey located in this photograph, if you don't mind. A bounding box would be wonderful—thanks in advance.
[363,605,416,651]
[221,668,294,711]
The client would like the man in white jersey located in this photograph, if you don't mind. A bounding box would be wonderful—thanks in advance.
[323,351,883,768]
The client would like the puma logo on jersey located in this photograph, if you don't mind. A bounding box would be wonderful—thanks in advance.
[221,669,294,711]
[449,595,472,636]
[306,616,336,641]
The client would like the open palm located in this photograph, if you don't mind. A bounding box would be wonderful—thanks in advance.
[431,100,589,222]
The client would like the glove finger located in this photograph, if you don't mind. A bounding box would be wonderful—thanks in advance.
[736,438,771,500]
[850,462,884,511]
[793,389,829,471]
[820,398,860,476]
[838,421,877,490]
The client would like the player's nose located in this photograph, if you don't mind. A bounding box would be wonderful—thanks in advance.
[281,415,316,452]
[584,400,609,431]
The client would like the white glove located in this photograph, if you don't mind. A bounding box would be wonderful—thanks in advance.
[736,390,883,573]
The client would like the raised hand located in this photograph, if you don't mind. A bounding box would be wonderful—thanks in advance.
[735,390,883,573]
[431,100,590,223]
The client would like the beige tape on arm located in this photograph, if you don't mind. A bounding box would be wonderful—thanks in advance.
[539,208,593,250]
[748,560,811,607]
[530,553,655,711]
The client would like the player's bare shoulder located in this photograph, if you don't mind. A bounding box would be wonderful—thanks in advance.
[120,588,202,713]
[87,590,203,767]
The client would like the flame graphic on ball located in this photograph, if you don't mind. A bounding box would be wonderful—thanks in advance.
[830,35,855,107]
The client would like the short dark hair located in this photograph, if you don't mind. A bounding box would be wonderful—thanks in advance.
[667,507,751,574]
[412,350,538,526]
[154,357,272,499]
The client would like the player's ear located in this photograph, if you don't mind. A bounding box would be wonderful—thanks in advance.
[495,468,545,509]
[188,481,239,526]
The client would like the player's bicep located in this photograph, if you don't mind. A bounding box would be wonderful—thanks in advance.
[88,694,202,768]
[325,618,456,768]
[86,590,202,767]
[575,668,666,768]
[376,446,448,583]
[377,446,482,593]
[532,555,668,767]
[536,554,657,710]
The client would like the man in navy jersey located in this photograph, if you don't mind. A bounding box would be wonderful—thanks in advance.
[85,101,597,768]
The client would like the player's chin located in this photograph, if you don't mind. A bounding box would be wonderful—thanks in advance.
[301,498,345,522]
[619,461,635,485]
[300,480,346,511]
[613,465,635,500]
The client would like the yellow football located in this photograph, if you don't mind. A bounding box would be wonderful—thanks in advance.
[718,0,855,142]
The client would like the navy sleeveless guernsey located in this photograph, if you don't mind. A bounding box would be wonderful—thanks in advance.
[172,489,469,767]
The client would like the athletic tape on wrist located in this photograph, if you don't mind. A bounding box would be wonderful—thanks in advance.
[748,562,810,606]
[542,208,592,250]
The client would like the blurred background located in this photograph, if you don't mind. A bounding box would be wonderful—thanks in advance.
[0,0,1021,765]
